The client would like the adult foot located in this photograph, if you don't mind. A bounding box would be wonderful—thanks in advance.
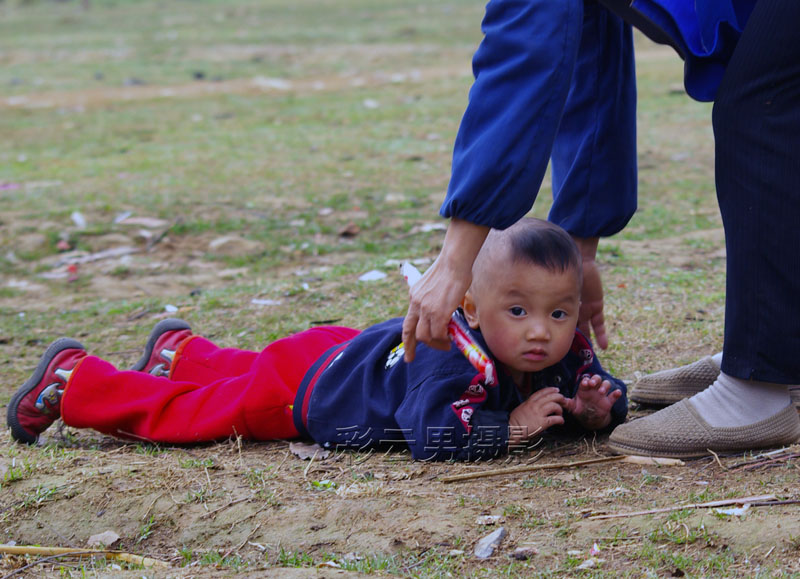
[630,356,720,406]
[608,401,800,458]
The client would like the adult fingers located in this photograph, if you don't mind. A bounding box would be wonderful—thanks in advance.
[401,311,420,362]
[591,310,608,350]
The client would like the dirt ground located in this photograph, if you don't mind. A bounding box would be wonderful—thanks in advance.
[2,221,800,578]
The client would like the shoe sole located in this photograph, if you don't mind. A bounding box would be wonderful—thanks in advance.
[7,337,85,445]
[130,318,191,372]
[608,401,800,458]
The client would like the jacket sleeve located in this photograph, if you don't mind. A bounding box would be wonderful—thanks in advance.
[439,0,584,230]
[549,2,638,238]
[394,373,511,462]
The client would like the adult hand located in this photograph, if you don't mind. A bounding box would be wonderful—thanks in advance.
[402,218,489,362]
[572,236,608,349]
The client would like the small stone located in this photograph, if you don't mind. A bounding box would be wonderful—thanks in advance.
[510,546,538,560]
[474,526,507,559]
[87,530,120,547]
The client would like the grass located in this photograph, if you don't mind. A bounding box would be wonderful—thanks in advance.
[1,0,794,578]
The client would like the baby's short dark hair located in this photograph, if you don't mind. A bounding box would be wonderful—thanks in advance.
[493,217,582,274]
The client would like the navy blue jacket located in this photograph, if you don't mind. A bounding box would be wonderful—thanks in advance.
[293,313,627,461]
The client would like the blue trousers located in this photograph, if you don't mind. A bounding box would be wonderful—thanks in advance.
[440,1,638,238]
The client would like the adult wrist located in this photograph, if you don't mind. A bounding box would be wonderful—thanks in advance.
[436,218,491,282]
[571,236,599,262]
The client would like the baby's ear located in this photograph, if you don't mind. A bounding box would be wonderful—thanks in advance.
[461,291,480,330]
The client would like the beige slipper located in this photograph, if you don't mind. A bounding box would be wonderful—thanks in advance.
[631,357,800,412]
[607,400,800,458]
[630,356,720,406]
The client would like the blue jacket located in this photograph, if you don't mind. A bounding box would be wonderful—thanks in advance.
[293,313,627,461]
[440,0,753,236]
[632,0,754,101]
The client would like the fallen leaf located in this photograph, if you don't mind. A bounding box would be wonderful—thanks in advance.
[252,76,292,90]
[358,270,386,282]
[251,298,282,306]
[713,504,750,517]
[71,211,87,229]
[289,441,330,460]
[317,561,341,568]
[338,222,360,237]
[576,557,604,570]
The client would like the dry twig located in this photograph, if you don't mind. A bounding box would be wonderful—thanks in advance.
[0,545,170,575]
[586,493,776,520]
[199,497,251,520]
[439,455,683,483]
[221,523,262,561]
[728,445,800,471]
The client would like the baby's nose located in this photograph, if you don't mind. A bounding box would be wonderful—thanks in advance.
[526,320,550,340]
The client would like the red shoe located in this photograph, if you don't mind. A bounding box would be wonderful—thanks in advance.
[130,318,192,376]
[7,338,86,444]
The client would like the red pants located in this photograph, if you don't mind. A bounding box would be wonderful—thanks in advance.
[60,326,359,443]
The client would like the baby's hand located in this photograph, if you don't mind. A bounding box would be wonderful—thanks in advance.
[508,387,565,448]
[562,374,622,430]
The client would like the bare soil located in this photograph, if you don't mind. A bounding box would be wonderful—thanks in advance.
[2,220,799,578]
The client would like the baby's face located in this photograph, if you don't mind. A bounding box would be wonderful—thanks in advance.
[466,263,580,383]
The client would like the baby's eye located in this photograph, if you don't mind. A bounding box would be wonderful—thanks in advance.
[551,309,568,320]
[509,306,527,317]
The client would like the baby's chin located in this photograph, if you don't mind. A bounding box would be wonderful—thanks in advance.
[508,358,555,375]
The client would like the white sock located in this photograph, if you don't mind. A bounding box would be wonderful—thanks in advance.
[710,352,723,367]
[688,372,792,427]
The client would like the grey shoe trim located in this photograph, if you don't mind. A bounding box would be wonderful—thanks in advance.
[607,400,800,458]
[130,318,191,372]
[6,338,85,445]
[630,356,720,406]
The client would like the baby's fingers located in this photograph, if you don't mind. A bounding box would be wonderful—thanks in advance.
[596,379,614,395]
[529,386,561,399]
[544,415,565,429]
[542,401,565,417]
[580,374,604,389]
